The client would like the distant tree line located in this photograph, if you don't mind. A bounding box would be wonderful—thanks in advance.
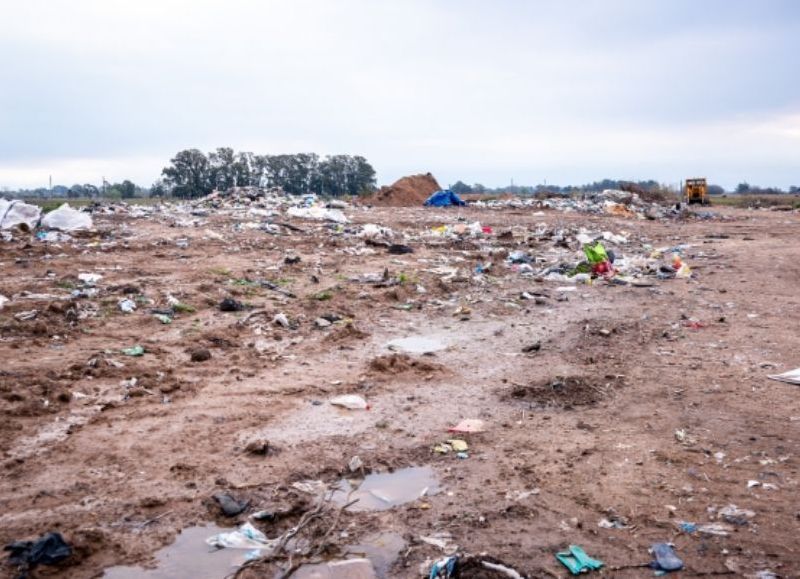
[449,179,800,197]
[3,170,798,200]
[156,148,377,198]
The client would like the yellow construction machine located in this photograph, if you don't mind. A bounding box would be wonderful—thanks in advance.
[684,178,709,205]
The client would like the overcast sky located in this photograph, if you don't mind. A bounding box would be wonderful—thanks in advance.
[1,0,798,190]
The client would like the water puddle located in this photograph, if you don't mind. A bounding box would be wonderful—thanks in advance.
[293,531,406,579]
[385,336,446,354]
[103,524,246,579]
[333,466,439,511]
[345,532,406,577]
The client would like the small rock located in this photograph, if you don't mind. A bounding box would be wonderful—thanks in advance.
[190,348,212,362]
[315,317,332,328]
[245,439,271,455]
[522,341,541,353]
[219,298,243,312]
[273,313,290,328]
[213,493,249,517]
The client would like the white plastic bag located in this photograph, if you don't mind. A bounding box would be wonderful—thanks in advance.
[40,203,93,231]
[330,394,368,410]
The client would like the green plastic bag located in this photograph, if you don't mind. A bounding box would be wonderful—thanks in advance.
[121,345,145,357]
[556,545,604,575]
[583,242,608,265]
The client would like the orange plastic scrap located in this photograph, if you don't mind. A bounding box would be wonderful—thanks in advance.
[448,419,486,433]
[604,203,637,218]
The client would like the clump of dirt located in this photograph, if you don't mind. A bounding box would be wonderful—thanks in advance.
[368,353,442,375]
[505,376,610,409]
[324,323,369,343]
[364,173,441,207]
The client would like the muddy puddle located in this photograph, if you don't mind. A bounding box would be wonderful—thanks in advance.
[103,524,246,579]
[385,336,446,354]
[333,466,439,511]
[292,531,405,578]
[104,525,405,579]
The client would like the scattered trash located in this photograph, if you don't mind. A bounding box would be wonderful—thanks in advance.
[4,532,72,575]
[205,522,276,550]
[212,493,249,517]
[555,545,604,575]
[153,313,172,324]
[0,198,42,230]
[718,504,756,525]
[448,419,486,433]
[348,455,364,472]
[696,522,733,536]
[522,341,541,353]
[433,439,469,455]
[244,438,272,456]
[118,298,137,313]
[649,543,683,572]
[77,273,102,285]
[0,294,8,310]
[423,189,466,207]
[287,205,348,223]
[121,345,145,357]
[330,394,369,410]
[678,521,697,533]
[219,297,244,312]
[767,367,800,385]
[14,310,38,321]
[293,558,377,579]
[428,555,458,578]
[273,312,291,328]
[388,243,414,254]
[40,203,93,231]
[419,532,458,554]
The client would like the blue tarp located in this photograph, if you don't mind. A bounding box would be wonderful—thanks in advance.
[423,189,466,207]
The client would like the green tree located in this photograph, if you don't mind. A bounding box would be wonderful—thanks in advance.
[450,180,473,195]
[119,180,136,199]
[162,149,212,198]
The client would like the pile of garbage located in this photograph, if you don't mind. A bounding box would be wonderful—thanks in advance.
[0,199,94,241]
[179,187,350,223]
[473,189,680,220]
[188,186,291,213]
[499,225,693,285]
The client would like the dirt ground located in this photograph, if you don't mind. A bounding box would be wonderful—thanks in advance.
[1,202,799,578]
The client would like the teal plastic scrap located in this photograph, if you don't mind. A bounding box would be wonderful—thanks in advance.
[556,545,604,575]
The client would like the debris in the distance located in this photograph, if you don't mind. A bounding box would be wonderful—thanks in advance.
[448,419,486,433]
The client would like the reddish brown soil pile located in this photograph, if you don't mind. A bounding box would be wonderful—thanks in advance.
[368,353,442,375]
[364,173,441,207]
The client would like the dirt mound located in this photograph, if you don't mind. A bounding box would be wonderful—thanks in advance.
[364,173,441,207]
[505,376,611,409]
[368,353,442,375]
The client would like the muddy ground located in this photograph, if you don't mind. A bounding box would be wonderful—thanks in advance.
[1,203,798,578]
